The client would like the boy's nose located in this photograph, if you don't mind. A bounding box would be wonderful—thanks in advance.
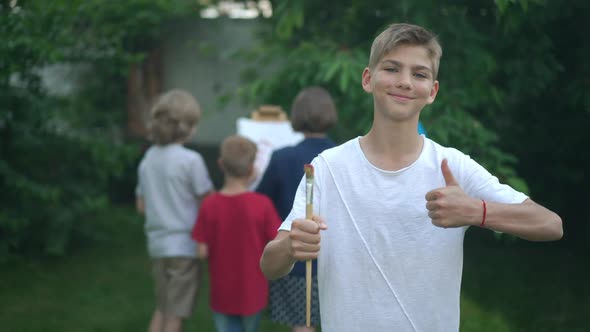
[395,77,411,89]
[394,70,412,89]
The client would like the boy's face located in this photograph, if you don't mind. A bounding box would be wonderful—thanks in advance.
[362,45,439,123]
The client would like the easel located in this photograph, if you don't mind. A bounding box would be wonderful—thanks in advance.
[250,105,288,121]
[236,105,304,190]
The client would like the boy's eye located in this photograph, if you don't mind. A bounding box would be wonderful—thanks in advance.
[385,67,399,72]
[414,72,428,79]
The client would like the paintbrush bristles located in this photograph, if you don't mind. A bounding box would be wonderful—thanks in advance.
[304,164,314,179]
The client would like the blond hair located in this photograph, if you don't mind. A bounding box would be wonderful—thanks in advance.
[369,23,442,79]
[148,90,201,145]
[220,135,257,177]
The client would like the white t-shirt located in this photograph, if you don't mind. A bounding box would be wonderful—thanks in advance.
[136,144,213,258]
[280,136,527,332]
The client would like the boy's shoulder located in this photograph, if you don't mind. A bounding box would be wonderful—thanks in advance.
[140,145,207,176]
[177,144,204,158]
[248,191,275,206]
[164,144,206,164]
[423,137,470,161]
[318,137,358,160]
[201,192,275,219]
[143,143,201,155]
[312,137,360,169]
[204,191,273,205]
[241,192,278,214]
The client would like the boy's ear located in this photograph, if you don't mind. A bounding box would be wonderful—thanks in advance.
[250,164,258,177]
[426,80,439,105]
[361,67,373,93]
[217,158,224,171]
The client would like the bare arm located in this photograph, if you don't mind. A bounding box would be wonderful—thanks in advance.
[426,160,563,241]
[260,216,328,280]
[429,195,562,241]
[197,243,208,259]
[136,197,145,214]
[260,231,297,280]
[476,198,561,241]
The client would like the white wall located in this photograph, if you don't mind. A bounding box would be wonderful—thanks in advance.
[162,18,264,145]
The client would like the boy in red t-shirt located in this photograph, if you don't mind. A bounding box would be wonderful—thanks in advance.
[192,135,282,332]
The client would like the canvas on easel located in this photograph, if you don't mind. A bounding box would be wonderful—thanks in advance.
[236,105,304,190]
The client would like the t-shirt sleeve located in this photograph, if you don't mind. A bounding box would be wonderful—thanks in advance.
[189,153,214,197]
[454,152,528,204]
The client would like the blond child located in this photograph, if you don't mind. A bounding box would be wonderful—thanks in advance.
[136,89,214,332]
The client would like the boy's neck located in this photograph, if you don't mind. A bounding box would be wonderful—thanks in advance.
[360,120,424,171]
[220,176,250,195]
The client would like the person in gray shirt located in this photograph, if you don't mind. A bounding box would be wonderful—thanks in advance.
[136,89,214,332]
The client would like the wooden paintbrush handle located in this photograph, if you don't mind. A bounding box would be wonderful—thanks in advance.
[306,259,312,327]
[305,201,313,327]
[304,164,314,328]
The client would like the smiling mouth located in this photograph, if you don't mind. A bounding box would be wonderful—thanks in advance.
[388,93,414,101]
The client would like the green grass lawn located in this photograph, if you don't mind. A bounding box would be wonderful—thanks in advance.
[461,228,590,332]
[0,207,587,331]
[0,207,288,332]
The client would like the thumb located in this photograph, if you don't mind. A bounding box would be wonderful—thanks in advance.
[441,159,459,186]
[312,215,328,230]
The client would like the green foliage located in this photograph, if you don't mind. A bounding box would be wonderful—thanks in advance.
[494,0,547,13]
[0,0,201,259]
[233,0,527,186]
[475,1,590,245]
[233,1,590,245]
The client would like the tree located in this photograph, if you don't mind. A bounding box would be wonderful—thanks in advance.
[0,0,201,258]
[234,0,527,187]
[232,0,590,245]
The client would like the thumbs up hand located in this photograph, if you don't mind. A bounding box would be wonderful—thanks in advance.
[425,159,481,228]
[441,157,459,187]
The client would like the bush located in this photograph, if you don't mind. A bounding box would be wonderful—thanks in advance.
[0,0,199,259]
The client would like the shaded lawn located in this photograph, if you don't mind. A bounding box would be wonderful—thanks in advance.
[0,207,587,331]
[0,207,288,332]
[461,228,590,332]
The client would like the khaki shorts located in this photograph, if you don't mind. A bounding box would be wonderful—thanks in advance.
[151,257,200,318]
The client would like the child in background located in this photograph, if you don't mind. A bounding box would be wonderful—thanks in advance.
[192,135,282,332]
[136,89,214,332]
